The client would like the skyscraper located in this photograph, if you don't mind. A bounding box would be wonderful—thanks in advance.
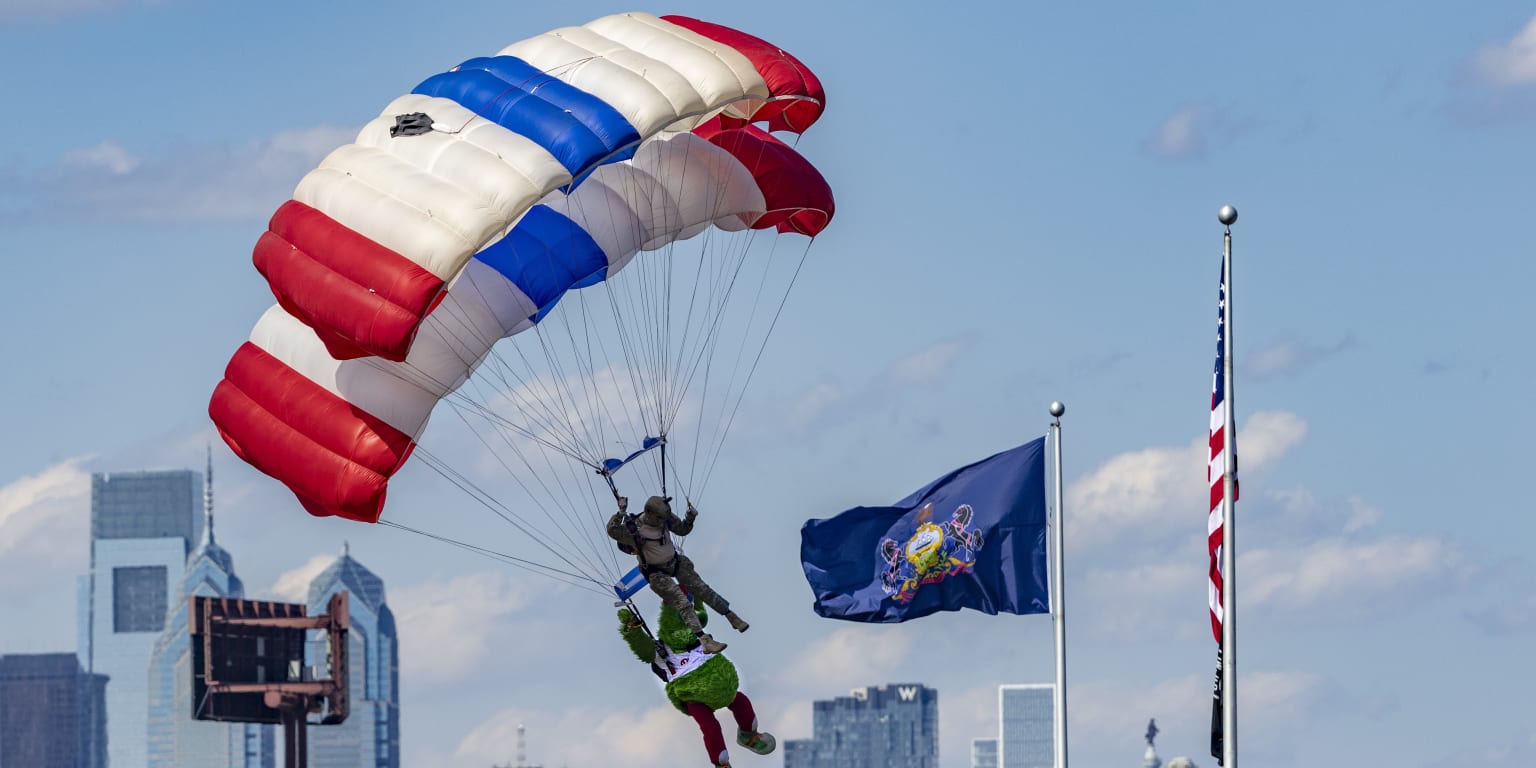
[80,469,202,768]
[783,684,938,768]
[146,453,274,767]
[0,653,108,768]
[972,737,999,768]
[306,545,400,767]
[999,684,1053,768]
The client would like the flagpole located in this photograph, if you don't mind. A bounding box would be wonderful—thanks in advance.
[1218,204,1238,768]
[1048,400,1069,768]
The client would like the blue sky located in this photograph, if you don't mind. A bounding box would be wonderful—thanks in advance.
[2,2,1534,766]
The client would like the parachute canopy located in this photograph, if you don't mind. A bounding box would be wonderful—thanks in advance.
[211,13,833,527]
[252,12,826,364]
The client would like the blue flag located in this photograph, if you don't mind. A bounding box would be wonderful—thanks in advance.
[613,565,648,602]
[800,438,1050,623]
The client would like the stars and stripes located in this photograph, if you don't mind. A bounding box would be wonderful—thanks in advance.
[1208,260,1237,643]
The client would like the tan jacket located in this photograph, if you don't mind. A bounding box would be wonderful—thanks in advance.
[608,508,696,566]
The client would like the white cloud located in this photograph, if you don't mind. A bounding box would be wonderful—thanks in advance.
[1067,410,1307,544]
[1142,104,1253,161]
[0,459,91,586]
[1073,670,1321,759]
[1243,535,1471,616]
[1146,106,1209,159]
[260,554,334,603]
[1245,335,1356,379]
[1466,588,1536,635]
[1340,496,1382,534]
[7,125,355,222]
[1231,411,1308,468]
[1474,17,1536,87]
[63,140,140,174]
[941,683,1004,762]
[392,570,536,686]
[1068,440,1204,535]
[1078,559,1207,640]
[887,339,966,387]
[779,626,913,691]
[786,381,845,430]
[739,337,969,440]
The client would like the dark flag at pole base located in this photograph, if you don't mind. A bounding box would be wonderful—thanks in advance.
[1210,645,1224,765]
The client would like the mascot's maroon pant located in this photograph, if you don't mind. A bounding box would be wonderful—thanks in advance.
[685,692,757,765]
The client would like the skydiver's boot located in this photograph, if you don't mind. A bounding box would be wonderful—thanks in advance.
[737,729,776,755]
[725,611,749,633]
[697,633,727,654]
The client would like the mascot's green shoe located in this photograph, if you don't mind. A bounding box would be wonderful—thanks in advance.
[737,729,776,755]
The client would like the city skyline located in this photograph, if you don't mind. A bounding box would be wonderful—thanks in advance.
[146,456,274,767]
[999,684,1053,768]
[4,2,1535,767]
[82,469,202,768]
[0,652,108,767]
[9,456,398,767]
[784,683,939,768]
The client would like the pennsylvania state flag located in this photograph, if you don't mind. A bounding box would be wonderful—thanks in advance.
[800,438,1050,622]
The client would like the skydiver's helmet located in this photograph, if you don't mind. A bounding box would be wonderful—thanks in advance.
[643,495,672,520]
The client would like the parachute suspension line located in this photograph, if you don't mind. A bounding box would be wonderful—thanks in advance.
[353,349,590,469]
[377,520,610,598]
[457,402,625,585]
[409,448,613,591]
[671,228,761,500]
[449,269,612,464]
[670,226,757,431]
[552,286,615,465]
[658,162,739,438]
[416,423,614,585]
[406,288,593,464]
[680,131,783,445]
[527,323,603,459]
[539,292,650,579]
[698,236,815,496]
[455,265,638,474]
[602,230,669,448]
[354,310,625,581]
[567,290,635,460]
[596,236,660,441]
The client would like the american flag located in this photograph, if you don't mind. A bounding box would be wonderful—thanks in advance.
[1208,260,1237,643]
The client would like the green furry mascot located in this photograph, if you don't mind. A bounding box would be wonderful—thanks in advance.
[618,602,775,767]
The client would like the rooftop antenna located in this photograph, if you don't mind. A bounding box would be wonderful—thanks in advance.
[491,723,542,768]
[203,443,216,548]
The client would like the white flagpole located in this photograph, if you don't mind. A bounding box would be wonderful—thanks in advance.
[1049,401,1069,768]
[1218,204,1239,768]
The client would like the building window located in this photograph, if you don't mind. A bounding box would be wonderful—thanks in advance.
[113,566,168,633]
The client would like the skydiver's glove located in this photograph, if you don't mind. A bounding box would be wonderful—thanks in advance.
[618,496,628,514]
[618,607,642,630]
[686,500,698,519]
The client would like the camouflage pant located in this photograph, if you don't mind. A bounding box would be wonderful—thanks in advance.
[646,555,731,635]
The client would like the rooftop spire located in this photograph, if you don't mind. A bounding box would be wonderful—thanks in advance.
[203,443,216,548]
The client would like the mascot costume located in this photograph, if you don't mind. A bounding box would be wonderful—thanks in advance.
[617,602,775,767]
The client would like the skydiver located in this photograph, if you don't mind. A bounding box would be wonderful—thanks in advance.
[608,495,748,654]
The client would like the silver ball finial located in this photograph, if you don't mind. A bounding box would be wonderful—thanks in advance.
[1218,205,1238,226]
[1049,401,1066,417]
